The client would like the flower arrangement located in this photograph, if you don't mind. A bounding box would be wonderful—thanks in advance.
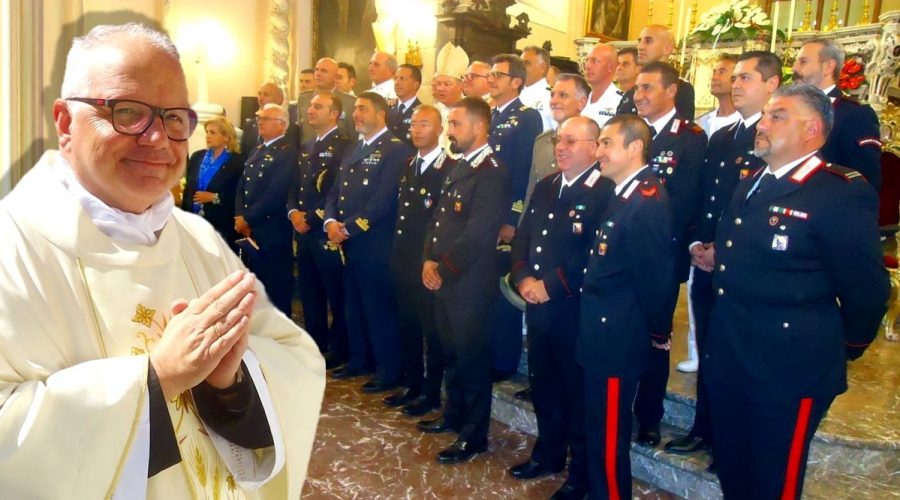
[690,0,778,47]
[839,57,867,91]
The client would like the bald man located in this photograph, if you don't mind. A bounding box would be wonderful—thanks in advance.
[616,25,695,119]
[581,43,623,127]
[240,82,301,152]
[296,57,357,141]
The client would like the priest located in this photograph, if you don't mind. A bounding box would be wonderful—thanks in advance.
[0,23,325,499]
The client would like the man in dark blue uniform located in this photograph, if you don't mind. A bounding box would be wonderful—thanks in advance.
[324,91,415,391]
[580,114,675,499]
[666,51,781,457]
[384,104,455,416]
[418,97,511,464]
[706,84,889,499]
[387,64,421,147]
[616,25,695,118]
[632,62,707,447]
[792,38,882,192]
[508,116,614,499]
[287,92,350,365]
[235,103,298,317]
[487,53,544,379]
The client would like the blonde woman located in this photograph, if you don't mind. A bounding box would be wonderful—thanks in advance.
[181,116,245,248]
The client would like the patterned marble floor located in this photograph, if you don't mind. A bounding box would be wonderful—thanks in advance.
[302,376,676,499]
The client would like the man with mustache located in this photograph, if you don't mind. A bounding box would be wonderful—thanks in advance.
[705,84,888,499]
[666,51,781,460]
[418,97,511,464]
[792,38,883,192]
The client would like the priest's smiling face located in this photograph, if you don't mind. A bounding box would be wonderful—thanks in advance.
[55,35,189,214]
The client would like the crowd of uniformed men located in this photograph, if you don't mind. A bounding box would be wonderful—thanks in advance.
[182,23,890,500]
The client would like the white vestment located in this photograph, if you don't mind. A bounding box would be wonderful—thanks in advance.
[0,151,326,499]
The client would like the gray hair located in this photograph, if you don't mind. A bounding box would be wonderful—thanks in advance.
[61,23,179,98]
[802,38,845,82]
[556,73,591,99]
[259,103,290,124]
[774,84,834,137]
[523,45,551,67]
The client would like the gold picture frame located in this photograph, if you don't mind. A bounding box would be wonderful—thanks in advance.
[584,0,631,41]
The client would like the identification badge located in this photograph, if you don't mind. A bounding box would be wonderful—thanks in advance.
[772,234,789,251]
[454,200,462,212]
[573,222,583,234]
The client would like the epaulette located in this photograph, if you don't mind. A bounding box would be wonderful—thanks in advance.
[687,122,704,134]
[434,151,448,170]
[583,169,602,188]
[788,156,824,184]
[390,137,401,143]
[519,105,529,112]
[470,147,493,168]
[821,163,866,182]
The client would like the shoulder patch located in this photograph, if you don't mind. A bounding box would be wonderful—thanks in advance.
[821,163,866,183]
[470,147,493,168]
[788,156,823,184]
[640,181,659,199]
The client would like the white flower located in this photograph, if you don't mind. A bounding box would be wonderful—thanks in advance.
[735,21,750,28]
[751,12,768,24]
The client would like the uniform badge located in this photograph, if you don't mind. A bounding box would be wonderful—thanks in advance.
[363,179,369,186]
[420,188,427,195]
[572,222,583,234]
[424,198,433,208]
[739,168,750,179]
[735,156,743,164]
[772,234,789,251]
[598,242,608,255]
[569,209,576,217]
[666,167,674,175]
[769,216,779,226]
[454,200,462,212]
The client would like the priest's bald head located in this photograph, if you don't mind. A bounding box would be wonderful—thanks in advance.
[53,23,196,214]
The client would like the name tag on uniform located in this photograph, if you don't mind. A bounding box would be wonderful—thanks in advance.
[772,234,789,251]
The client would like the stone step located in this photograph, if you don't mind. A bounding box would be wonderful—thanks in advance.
[491,377,900,498]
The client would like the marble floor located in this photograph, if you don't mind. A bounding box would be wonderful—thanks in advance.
[302,376,675,499]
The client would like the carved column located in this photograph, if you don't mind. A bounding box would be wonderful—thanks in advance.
[268,0,291,93]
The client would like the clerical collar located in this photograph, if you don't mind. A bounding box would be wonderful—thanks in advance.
[615,165,649,195]
[317,126,338,142]
[646,108,677,138]
[53,156,173,246]
[417,146,442,173]
[764,150,818,179]
[464,144,491,163]
[363,127,389,147]
[738,111,762,129]
[263,134,285,147]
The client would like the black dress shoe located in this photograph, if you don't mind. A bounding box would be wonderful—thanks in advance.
[665,434,710,454]
[635,425,661,447]
[330,367,371,380]
[403,395,441,416]
[508,459,563,479]
[360,379,398,394]
[550,482,588,500]
[436,439,487,464]
[383,388,420,407]
[416,417,459,434]
[513,388,532,401]
[324,354,346,370]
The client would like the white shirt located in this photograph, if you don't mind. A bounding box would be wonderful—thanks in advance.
[363,127,389,147]
[582,83,624,127]
[645,108,678,139]
[520,77,555,132]
[316,126,338,142]
[749,150,819,195]
[697,108,741,138]
[416,146,443,175]
[823,84,837,102]
[371,79,397,100]
[738,111,762,130]
[263,134,286,147]
[614,165,650,195]
[494,98,515,115]
[464,144,492,164]
[558,166,592,197]
[397,96,418,113]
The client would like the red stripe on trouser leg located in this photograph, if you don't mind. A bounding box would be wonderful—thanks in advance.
[781,398,813,500]
[605,377,621,500]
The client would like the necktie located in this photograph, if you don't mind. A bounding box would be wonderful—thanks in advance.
[748,173,775,199]
[414,157,423,177]
[398,103,405,114]
[734,121,746,140]
[648,125,658,138]
[492,109,501,126]
[559,183,570,199]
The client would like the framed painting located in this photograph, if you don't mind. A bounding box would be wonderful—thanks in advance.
[584,0,631,41]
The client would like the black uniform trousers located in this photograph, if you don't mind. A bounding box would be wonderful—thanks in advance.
[435,297,492,445]
[708,381,834,500]
[527,299,587,488]
[393,274,444,400]
[686,266,714,440]
[296,236,347,359]
[343,259,400,383]
[584,372,640,500]
[490,266,524,378]
[244,239,293,317]
[633,278,681,430]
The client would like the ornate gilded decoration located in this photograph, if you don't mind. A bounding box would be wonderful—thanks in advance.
[131,303,156,328]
